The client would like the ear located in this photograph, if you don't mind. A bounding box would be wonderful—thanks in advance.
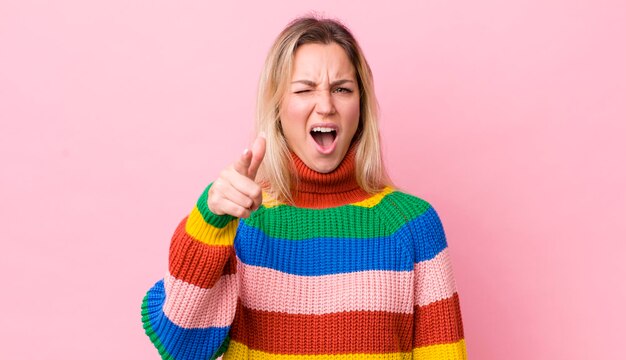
[276,119,285,135]
[353,117,364,142]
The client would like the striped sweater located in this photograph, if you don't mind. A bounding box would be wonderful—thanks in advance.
[141,148,467,359]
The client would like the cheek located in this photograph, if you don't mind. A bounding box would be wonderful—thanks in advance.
[283,97,313,121]
[280,98,312,145]
[342,99,361,134]
[281,99,312,132]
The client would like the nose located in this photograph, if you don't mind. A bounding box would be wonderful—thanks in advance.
[315,90,336,117]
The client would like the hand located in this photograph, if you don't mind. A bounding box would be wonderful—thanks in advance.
[208,133,267,218]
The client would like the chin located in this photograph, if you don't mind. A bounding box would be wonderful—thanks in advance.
[310,157,341,173]
[313,165,335,174]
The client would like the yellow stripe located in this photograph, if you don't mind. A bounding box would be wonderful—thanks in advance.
[223,341,413,360]
[261,191,282,209]
[185,206,238,246]
[413,339,467,359]
[262,187,395,210]
[223,339,467,360]
[351,187,395,208]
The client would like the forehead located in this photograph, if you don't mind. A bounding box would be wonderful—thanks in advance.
[291,42,356,79]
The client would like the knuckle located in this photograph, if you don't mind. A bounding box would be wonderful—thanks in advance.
[251,187,262,199]
[208,199,222,215]
[236,208,247,218]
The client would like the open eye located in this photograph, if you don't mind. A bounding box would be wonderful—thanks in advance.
[333,87,353,94]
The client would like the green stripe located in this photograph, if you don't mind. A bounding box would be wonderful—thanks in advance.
[196,183,235,228]
[211,336,230,360]
[244,191,431,240]
[141,293,175,360]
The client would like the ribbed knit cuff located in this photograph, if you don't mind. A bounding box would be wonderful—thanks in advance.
[196,183,235,228]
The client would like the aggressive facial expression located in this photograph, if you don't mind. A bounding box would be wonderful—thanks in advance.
[279,42,360,173]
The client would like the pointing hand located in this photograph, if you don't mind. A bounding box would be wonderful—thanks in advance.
[208,133,267,218]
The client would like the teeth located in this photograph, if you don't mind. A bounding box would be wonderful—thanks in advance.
[311,127,335,133]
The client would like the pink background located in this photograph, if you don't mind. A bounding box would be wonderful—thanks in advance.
[1,1,625,359]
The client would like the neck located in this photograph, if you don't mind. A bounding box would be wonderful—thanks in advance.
[289,144,371,208]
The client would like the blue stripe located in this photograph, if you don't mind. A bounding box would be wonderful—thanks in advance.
[144,280,230,360]
[405,206,449,263]
[234,207,447,276]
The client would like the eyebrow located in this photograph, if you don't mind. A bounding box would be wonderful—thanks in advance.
[291,79,355,87]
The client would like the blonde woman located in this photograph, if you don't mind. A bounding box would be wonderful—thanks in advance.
[142,16,467,359]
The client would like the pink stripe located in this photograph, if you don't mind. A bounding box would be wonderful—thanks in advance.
[414,248,457,306]
[238,259,413,315]
[163,272,238,329]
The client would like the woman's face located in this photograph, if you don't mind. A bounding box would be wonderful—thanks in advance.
[279,42,360,173]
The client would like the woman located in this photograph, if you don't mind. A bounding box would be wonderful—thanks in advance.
[142,17,467,359]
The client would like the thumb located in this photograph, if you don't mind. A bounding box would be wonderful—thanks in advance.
[247,132,267,180]
[233,148,253,176]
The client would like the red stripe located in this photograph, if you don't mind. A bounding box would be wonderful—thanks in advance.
[168,216,236,289]
[414,293,465,348]
[229,294,464,354]
[230,302,413,354]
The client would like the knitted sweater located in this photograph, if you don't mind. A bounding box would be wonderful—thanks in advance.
[141,147,467,360]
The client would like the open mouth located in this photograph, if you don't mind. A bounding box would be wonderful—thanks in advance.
[310,127,337,147]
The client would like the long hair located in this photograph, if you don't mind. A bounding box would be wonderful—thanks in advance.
[256,16,391,204]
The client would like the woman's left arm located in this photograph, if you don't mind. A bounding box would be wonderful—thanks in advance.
[394,196,468,358]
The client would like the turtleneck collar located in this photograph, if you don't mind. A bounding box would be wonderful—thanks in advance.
[289,143,371,208]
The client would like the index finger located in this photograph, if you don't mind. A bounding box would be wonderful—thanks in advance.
[247,133,267,180]
[233,148,253,176]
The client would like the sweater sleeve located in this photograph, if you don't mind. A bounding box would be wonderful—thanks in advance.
[141,183,239,360]
[388,193,467,359]
[409,203,467,358]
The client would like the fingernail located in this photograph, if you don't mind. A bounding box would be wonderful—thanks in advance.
[243,148,249,155]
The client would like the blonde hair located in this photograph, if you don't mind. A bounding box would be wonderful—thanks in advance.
[256,16,391,204]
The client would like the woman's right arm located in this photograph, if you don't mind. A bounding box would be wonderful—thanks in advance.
[141,135,265,360]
